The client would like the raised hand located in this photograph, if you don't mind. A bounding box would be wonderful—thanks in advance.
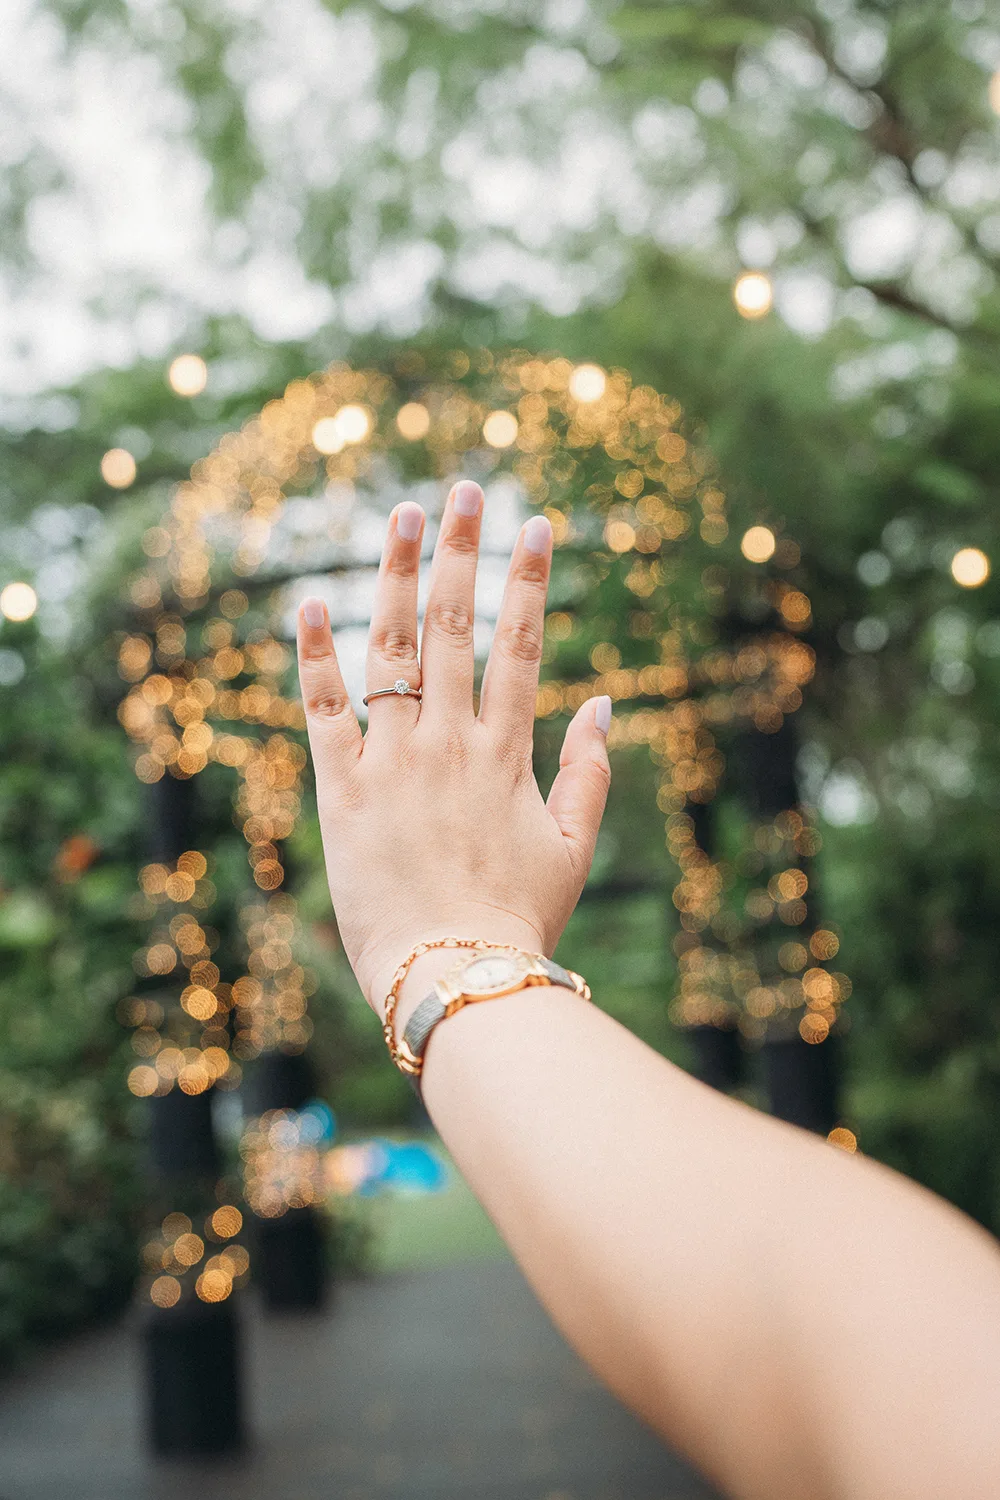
[296,479,611,1016]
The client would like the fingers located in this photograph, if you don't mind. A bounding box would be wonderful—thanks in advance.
[478,514,552,744]
[297,598,363,791]
[365,501,424,735]
[546,696,612,879]
[420,480,483,720]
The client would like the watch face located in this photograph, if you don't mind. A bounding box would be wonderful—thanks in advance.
[460,953,526,995]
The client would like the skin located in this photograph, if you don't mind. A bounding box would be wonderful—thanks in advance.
[296,480,1000,1500]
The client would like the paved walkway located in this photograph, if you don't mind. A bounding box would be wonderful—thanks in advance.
[0,1258,719,1500]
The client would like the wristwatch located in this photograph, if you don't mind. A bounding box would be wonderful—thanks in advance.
[396,948,589,1086]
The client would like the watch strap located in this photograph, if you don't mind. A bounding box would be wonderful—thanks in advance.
[400,956,580,1081]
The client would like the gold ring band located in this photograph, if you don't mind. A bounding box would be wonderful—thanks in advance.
[362,678,422,707]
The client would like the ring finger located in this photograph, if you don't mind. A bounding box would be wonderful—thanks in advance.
[365,500,424,735]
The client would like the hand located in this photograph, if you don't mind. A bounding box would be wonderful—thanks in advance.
[296,479,612,1017]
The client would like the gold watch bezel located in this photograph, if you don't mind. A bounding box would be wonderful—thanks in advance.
[437,949,547,1017]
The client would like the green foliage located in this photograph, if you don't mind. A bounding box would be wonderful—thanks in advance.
[0,620,146,1361]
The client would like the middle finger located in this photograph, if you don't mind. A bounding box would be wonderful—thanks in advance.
[420,479,483,721]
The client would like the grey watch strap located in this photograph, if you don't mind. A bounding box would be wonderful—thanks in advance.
[400,957,579,1087]
[402,990,448,1066]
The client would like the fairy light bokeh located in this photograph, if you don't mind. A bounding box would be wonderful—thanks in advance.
[168,353,209,398]
[951,547,990,588]
[0,582,38,622]
[733,273,773,320]
[142,1205,250,1308]
[117,347,851,1293]
[101,448,137,489]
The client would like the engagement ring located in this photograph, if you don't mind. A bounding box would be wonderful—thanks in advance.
[362,679,422,706]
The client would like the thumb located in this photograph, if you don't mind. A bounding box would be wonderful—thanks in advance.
[546,695,612,878]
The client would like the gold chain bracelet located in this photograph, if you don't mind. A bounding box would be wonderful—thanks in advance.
[381,937,512,1067]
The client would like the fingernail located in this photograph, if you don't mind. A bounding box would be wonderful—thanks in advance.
[302,597,326,628]
[396,501,424,541]
[522,515,552,555]
[594,695,612,735]
[453,480,483,518]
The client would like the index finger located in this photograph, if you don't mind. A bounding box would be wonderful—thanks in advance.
[297,598,363,790]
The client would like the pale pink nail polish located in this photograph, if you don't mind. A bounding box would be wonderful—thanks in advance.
[595,695,612,735]
[302,598,325,628]
[522,515,552,555]
[453,480,483,517]
[396,502,424,541]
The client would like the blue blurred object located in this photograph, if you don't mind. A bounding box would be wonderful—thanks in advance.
[298,1098,336,1145]
[379,1141,447,1195]
[346,1139,447,1197]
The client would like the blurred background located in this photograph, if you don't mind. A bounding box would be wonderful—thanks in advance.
[3,0,1000,1495]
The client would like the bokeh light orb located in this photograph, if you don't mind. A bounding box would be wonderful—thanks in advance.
[396,401,431,440]
[568,363,607,402]
[741,525,777,564]
[196,1267,233,1302]
[211,1205,243,1238]
[483,409,518,448]
[168,353,208,397]
[150,1274,182,1308]
[311,417,343,454]
[335,403,371,444]
[0,581,38,621]
[990,69,1000,115]
[101,448,137,488]
[733,271,773,320]
[951,547,990,588]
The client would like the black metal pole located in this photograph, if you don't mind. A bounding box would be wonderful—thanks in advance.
[732,714,841,1136]
[242,1049,327,1311]
[141,771,247,1457]
[682,798,746,1093]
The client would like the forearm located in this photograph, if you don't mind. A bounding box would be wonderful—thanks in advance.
[393,965,1000,1500]
[297,484,1000,1500]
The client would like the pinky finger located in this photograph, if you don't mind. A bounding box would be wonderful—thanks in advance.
[546,695,612,880]
[297,598,363,786]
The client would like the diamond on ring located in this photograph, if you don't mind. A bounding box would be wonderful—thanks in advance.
[361,679,422,707]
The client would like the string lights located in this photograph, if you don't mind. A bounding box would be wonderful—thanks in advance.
[143,1206,249,1307]
[117,348,851,1287]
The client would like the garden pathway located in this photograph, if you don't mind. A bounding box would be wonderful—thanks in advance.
[0,1256,720,1500]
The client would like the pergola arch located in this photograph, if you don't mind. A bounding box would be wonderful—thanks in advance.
[117,346,848,1258]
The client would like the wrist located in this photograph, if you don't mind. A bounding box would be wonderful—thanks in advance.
[364,916,546,1028]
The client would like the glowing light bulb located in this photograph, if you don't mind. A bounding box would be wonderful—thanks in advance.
[741,526,776,563]
[483,410,518,448]
[101,448,137,488]
[951,547,989,588]
[733,272,773,320]
[168,354,208,397]
[396,402,430,440]
[0,581,38,621]
[569,364,606,402]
